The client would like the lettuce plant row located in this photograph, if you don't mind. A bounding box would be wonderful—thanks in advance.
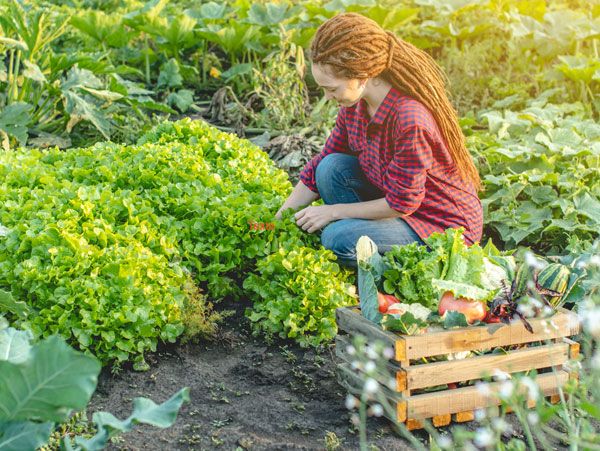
[0,119,356,365]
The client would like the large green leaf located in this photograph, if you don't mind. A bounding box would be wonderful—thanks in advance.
[63,91,111,139]
[157,58,182,88]
[0,421,53,451]
[69,388,190,450]
[0,103,32,146]
[0,290,31,320]
[0,335,100,422]
[0,328,32,364]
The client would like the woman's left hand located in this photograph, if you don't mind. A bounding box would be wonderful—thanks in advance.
[295,205,340,233]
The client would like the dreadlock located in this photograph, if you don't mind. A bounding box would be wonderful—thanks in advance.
[310,12,481,191]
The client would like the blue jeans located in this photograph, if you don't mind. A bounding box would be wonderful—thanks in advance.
[315,153,424,269]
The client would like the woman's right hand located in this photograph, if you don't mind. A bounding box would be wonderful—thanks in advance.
[275,181,320,221]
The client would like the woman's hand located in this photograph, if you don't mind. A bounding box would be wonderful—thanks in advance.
[294,205,340,233]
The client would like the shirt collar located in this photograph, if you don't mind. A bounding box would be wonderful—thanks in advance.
[356,86,402,126]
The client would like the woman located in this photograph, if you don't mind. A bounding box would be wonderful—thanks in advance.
[275,13,483,268]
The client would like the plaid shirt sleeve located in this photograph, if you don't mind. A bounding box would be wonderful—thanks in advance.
[299,109,349,193]
[383,124,434,215]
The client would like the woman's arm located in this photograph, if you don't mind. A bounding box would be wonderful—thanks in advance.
[331,198,404,220]
[275,181,320,219]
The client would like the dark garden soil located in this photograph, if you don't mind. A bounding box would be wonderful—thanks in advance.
[88,297,418,451]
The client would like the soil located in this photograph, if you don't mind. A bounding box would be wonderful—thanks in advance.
[88,297,420,451]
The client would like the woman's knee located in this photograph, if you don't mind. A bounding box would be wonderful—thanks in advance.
[315,154,355,187]
[321,220,358,260]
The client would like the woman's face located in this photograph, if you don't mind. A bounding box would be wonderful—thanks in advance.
[311,63,366,107]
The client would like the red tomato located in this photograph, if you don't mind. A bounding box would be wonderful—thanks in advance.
[438,291,486,324]
[377,292,399,313]
[483,311,502,323]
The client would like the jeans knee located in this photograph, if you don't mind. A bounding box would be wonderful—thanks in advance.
[321,222,357,260]
[315,154,352,188]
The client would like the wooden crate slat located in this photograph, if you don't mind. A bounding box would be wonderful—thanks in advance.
[396,309,579,360]
[336,362,402,402]
[406,371,569,419]
[400,342,569,390]
[336,307,397,348]
[335,335,401,374]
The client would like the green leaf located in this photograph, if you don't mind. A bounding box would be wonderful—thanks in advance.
[0,103,32,146]
[71,388,190,449]
[431,279,493,301]
[356,236,384,324]
[0,421,53,451]
[0,290,31,320]
[381,312,427,335]
[0,328,32,364]
[158,59,182,88]
[63,91,111,139]
[580,401,600,420]
[0,335,100,422]
[22,60,46,83]
[443,311,469,329]
[166,89,194,112]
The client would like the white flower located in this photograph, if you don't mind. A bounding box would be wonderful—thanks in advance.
[383,347,394,359]
[525,252,546,270]
[345,394,358,410]
[474,428,495,447]
[436,435,453,449]
[476,381,492,397]
[492,369,511,381]
[492,417,511,433]
[448,351,470,360]
[387,377,397,389]
[369,404,383,417]
[520,377,540,402]
[517,302,535,317]
[474,409,486,421]
[563,360,582,372]
[582,307,600,338]
[0,224,8,237]
[364,361,376,373]
[364,378,379,394]
[592,352,600,370]
[499,381,514,399]
[366,346,378,360]
[542,306,554,316]
[350,413,360,425]
[351,360,362,370]
[346,345,356,356]
[527,412,539,425]
[589,255,600,267]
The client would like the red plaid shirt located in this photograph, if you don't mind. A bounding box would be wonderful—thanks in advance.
[299,87,483,245]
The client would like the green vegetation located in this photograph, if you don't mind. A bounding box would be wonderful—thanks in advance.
[0,323,189,450]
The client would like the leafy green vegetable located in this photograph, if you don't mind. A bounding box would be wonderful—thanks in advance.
[381,311,428,335]
[243,244,356,347]
[442,311,470,329]
[356,236,384,324]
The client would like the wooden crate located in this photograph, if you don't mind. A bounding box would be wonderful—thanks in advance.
[335,306,580,430]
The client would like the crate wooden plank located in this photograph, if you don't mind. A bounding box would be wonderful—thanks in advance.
[432,414,451,427]
[335,335,401,375]
[406,371,569,419]
[336,307,397,348]
[454,411,474,422]
[395,309,579,361]
[336,363,402,402]
[397,342,569,390]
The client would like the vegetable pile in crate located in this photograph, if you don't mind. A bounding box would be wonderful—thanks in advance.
[335,228,584,429]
